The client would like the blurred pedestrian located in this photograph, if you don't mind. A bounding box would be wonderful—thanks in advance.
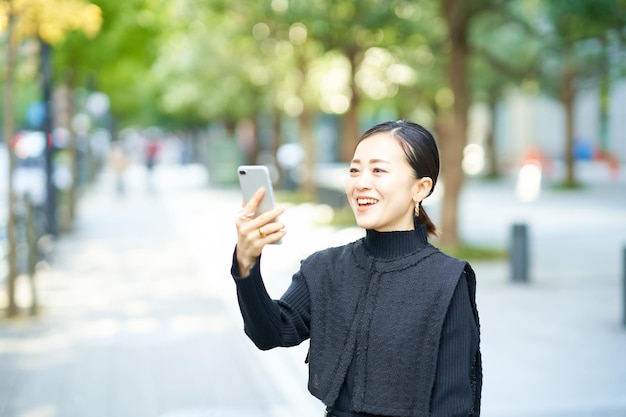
[145,137,160,171]
[107,142,130,195]
[144,137,161,192]
[231,120,482,417]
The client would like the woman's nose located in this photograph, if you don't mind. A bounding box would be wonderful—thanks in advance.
[355,172,372,190]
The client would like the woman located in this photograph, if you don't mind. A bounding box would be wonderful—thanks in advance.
[232,120,482,417]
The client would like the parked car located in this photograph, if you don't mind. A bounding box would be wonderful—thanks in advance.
[12,131,47,206]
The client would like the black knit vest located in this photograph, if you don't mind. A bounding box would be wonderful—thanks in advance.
[301,240,480,417]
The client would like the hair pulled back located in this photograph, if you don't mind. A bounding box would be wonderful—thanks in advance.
[359,120,440,236]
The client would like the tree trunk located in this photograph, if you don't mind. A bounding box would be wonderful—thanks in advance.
[437,115,464,247]
[598,38,610,155]
[562,65,576,187]
[3,0,19,317]
[26,195,39,315]
[295,49,317,197]
[299,108,317,197]
[341,46,360,162]
[249,116,261,165]
[271,111,282,161]
[224,119,237,139]
[485,88,499,178]
[57,58,80,232]
[40,39,57,236]
[272,111,286,187]
[440,0,471,247]
[54,84,76,233]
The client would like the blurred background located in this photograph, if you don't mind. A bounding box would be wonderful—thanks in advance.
[0,1,625,417]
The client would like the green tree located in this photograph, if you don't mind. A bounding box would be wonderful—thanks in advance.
[1,0,101,317]
[151,0,261,127]
[51,0,164,232]
[255,0,424,157]
[437,0,499,247]
[470,1,539,178]
[538,0,626,187]
[148,0,287,184]
[54,0,163,126]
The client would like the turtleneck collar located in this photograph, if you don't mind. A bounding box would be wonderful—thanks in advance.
[363,223,429,259]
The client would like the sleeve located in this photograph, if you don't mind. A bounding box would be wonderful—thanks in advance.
[230,247,311,350]
[430,271,480,417]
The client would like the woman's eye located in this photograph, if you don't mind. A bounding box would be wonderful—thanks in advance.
[349,167,359,174]
[373,167,386,173]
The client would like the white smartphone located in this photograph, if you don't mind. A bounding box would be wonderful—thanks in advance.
[237,165,282,244]
[237,165,277,216]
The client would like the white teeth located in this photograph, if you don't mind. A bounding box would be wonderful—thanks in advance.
[357,198,378,205]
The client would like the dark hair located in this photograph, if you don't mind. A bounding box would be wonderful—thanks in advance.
[359,120,440,236]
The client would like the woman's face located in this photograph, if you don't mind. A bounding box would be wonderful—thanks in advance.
[345,132,431,232]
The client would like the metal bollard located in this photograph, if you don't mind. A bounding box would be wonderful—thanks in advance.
[623,246,626,327]
[511,223,529,283]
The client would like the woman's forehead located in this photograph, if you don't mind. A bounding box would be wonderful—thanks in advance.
[354,133,404,160]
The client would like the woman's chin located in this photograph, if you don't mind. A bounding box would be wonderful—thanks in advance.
[355,217,376,230]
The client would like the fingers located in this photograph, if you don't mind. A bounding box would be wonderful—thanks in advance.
[236,207,284,231]
[255,207,284,224]
[255,221,286,243]
[235,199,286,262]
[241,187,266,216]
[241,215,285,243]
[237,187,281,226]
[236,219,285,273]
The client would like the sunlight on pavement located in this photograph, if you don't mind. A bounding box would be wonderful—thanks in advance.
[17,405,58,417]
[158,407,272,417]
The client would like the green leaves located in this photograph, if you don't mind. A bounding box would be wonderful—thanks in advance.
[3,0,623,130]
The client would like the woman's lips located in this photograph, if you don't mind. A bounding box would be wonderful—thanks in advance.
[356,197,379,212]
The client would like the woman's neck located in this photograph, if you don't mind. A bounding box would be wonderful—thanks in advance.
[364,224,429,259]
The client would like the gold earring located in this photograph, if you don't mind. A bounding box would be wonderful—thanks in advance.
[414,204,420,217]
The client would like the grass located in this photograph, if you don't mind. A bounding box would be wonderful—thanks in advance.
[274,190,317,204]
[549,179,585,191]
[275,190,357,227]
[438,244,508,261]
[322,205,357,227]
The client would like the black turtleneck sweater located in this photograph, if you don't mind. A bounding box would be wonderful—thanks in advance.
[231,226,479,417]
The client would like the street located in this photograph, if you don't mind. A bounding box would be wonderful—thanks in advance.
[0,161,625,417]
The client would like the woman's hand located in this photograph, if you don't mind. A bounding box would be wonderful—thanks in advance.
[235,187,286,277]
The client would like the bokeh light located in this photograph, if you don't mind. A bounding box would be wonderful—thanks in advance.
[289,23,307,45]
[516,161,542,202]
[462,144,486,176]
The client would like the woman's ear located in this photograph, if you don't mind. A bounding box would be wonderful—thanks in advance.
[413,177,433,204]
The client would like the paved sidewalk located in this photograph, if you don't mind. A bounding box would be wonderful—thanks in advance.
[0,165,323,417]
[1,162,626,417]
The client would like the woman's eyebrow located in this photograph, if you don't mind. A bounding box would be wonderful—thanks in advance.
[350,158,392,164]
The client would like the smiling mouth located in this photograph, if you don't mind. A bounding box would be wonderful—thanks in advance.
[357,198,379,207]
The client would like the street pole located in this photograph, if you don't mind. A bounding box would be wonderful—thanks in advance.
[511,223,529,283]
[622,246,626,327]
[40,38,56,236]
[4,0,19,317]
